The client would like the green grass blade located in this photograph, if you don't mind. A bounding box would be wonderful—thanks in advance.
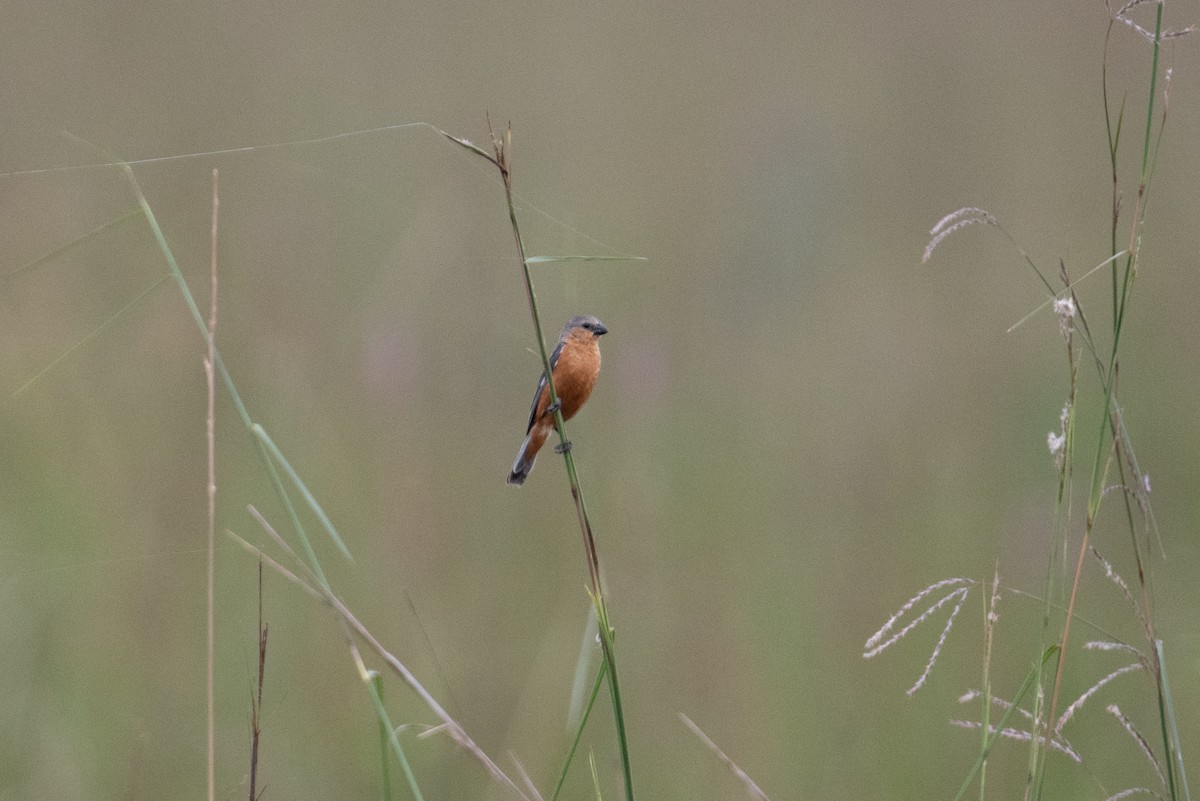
[1139,2,1163,180]
[110,154,358,590]
[1156,640,1191,801]
[252,424,355,561]
[552,662,607,801]
[374,674,394,801]
[364,671,423,801]
[119,161,255,429]
[593,595,634,801]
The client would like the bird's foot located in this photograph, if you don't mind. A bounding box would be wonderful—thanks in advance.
[554,440,573,454]
[546,399,562,415]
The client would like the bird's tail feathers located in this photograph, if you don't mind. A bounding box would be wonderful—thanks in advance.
[507,436,536,486]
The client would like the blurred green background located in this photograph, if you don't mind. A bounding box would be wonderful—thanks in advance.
[2,1,1198,799]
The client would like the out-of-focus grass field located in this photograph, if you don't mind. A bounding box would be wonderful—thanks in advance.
[2,2,1198,799]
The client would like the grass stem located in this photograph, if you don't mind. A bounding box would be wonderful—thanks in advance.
[441,117,635,801]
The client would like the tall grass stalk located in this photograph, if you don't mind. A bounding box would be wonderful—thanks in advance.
[1045,10,1176,800]
[440,118,637,801]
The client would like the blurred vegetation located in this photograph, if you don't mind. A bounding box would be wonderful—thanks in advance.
[1,1,1198,799]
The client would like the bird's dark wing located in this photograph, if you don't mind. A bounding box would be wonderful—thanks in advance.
[524,339,565,434]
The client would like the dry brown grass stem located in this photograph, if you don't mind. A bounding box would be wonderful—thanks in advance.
[249,562,267,801]
[509,752,547,801]
[679,714,772,801]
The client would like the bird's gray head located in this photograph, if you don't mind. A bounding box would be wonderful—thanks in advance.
[562,315,608,338]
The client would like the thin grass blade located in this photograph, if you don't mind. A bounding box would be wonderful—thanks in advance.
[525,256,647,265]
[4,209,141,281]
[252,424,354,561]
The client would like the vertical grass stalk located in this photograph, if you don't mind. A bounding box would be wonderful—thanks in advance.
[1043,7,1178,799]
[441,118,635,801]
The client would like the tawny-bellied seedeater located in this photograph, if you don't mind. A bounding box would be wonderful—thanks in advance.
[507,315,607,486]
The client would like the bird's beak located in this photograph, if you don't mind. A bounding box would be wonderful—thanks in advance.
[594,322,609,336]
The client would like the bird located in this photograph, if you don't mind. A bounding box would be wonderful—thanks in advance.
[508,315,608,486]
